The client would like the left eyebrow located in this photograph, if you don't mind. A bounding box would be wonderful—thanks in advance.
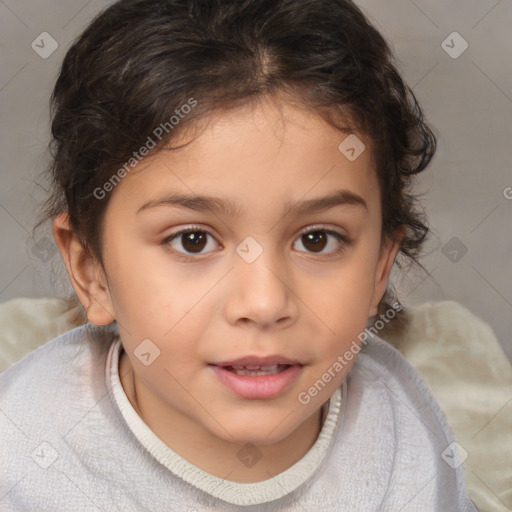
[136,189,368,217]
[287,189,368,216]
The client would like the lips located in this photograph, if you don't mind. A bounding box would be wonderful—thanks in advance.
[212,355,302,368]
[209,363,303,399]
[208,355,305,399]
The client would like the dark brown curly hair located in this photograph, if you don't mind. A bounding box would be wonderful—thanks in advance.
[36,0,436,332]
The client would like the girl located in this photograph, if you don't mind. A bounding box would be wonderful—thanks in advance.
[1,0,478,510]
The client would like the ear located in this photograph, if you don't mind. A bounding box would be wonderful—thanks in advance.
[52,213,115,326]
[368,226,405,317]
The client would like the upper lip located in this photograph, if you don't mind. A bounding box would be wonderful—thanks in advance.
[211,355,303,367]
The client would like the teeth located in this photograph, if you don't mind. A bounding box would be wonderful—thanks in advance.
[232,364,278,371]
[229,364,288,376]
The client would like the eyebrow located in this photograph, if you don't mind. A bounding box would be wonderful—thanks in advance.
[136,189,368,217]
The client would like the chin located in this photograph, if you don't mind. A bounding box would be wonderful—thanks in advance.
[213,414,301,447]
[229,431,288,447]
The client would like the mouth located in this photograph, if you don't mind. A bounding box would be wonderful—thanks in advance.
[208,359,304,399]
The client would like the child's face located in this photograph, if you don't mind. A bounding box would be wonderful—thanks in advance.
[68,97,399,453]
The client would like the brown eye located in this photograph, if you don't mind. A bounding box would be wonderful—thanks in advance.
[164,227,220,257]
[302,231,328,252]
[293,228,347,256]
[181,232,208,253]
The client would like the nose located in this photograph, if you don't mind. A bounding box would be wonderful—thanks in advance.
[224,244,298,330]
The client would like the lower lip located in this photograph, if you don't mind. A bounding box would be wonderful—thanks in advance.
[209,364,303,399]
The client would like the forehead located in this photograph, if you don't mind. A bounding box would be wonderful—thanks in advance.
[107,97,379,219]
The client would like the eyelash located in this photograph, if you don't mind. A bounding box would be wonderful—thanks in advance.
[162,224,350,262]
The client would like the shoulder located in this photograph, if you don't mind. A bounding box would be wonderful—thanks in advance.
[0,323,116,392]
[353,332,451,431]
[0,324,120,506]
[0,324,118,431]
[349,332,475,508]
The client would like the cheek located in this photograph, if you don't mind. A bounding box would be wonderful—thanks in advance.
[301,252,378,349]
[101,238,170,333]
[307,254,376,315]
[103,244,214,356]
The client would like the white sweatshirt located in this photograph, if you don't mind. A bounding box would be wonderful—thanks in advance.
[0,324,478,511]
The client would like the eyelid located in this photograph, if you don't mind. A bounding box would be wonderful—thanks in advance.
[163,223,222,246]
[299,224,347,237]
[165,224,218,240]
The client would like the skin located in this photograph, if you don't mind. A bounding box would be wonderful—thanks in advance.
[53,95,403,483]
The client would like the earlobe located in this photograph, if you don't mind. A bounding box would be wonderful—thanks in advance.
[368,227,405,317]
[52,213,115,326]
